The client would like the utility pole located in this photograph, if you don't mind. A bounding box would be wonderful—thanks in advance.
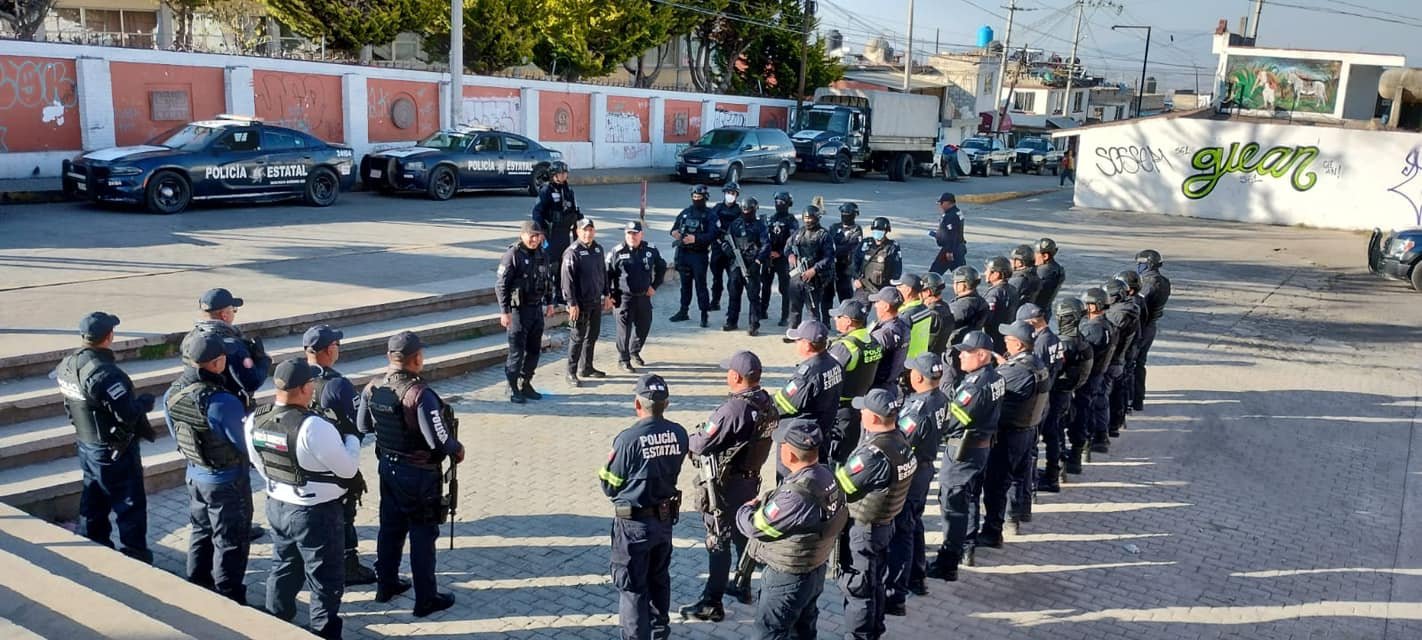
[796,0,814,123]
[1112,24,1151,118]
[449,0,463,128]
[1063,0,1084,120]
[1249,0,1264,39]
[903,0,915,92]
[994,0,1019,131]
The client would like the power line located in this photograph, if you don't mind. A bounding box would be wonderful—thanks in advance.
[1262,0,1422,29]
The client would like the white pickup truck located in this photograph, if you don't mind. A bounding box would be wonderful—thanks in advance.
[959,135,1015,176]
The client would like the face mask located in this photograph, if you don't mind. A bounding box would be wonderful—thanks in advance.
[724,194,738,204]
[1136,263,1150,274]
[743,209,757,218]
[841,215,855,226]
[872,230,887,241]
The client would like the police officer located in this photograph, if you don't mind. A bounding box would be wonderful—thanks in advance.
[787,206,834,329]
[600,374,689,640]
[738,418,847,640]
[247,359,360,639]
[304,324,376,585]
[190,287,271,411]
[928,193,966,274]
[1042,299,1094,490]
[921,273,956,357]
[1133,249,1172,411]
[1034,238,1066,309]
[359,332,466,618]
[564,218,613,387]
[608,221,668,373]
[1078,288,1116,458]
[166,331,251,602]
[947,266,990,347]
[835,388,915,640]
[57,312,156,563]
[867,287,910,394]
[670,185,718,327]
[683,351,778,621]
[885,355,948,615]
[531,161,582,305]
[979,321,1049,543]
[926,331,1004,582]
[772,320,845,464]
[709,183,743,311]
[828,301,884,464]
[761,192,799,327]
[982,257,1019,353]
[497,221,556,403]
[895,274,938,363]
[724,197,771,335]
[1014,305,1061,505]
[1008,244,1042,308]
[1114,270,1148,416]
[1103,278,1139,438]
[830,203,865,305]
[852,217,902,299]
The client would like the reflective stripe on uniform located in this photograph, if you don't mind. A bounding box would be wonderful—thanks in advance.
[950,403,973,425]
[753,507,784,538]
[835,465,858,494]
[773,390,797,414]
[598,466,625,487]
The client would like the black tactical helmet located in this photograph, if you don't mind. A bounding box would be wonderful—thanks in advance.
[744,197,760,213]
[923,272,947,294]
[1136,249,1163,268]
[1054,297,1085,321]
[1036,237,1058,255]
[871,216,891,231]
[1081,287,1108,309]
[1115,270,1141,291]
[773,191,793,208]
[985,256,1011,276]
[1010,244,1036,266]
[839,202,860,217]
[1102,279,1126,304]
[690,184,710,198]
[549,160,569,174]
[722,182,740,193]
[952,265,981,286]
[803,205,822,220]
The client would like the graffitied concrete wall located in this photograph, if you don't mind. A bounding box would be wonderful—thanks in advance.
[252,71,344,143]
[714,101,749,128]
[759,105,788,131]
[664,99,702,144]
[605,96,650,144]
[539,92,591,142]
[461,86,521,133]
[109,62,225,146]
[0,56,81,153]
[366,78,439,143]
[1065,116,1422,231]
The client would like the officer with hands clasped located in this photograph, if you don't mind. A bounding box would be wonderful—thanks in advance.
[498,221,557,404]
[830,202,865,305]
[600,374,689,640]
[885,354,949,615]
[851,217,902,299]
[607,221,668,373]
[564,218,613,387]
[670,185,719,327]
[723,197,771,335]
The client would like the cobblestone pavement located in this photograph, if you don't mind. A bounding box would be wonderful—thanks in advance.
[141,191,1422,639]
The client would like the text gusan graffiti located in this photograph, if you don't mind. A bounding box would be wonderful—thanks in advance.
[1181,142,1319,200]
[1387,148,1422,226]
[1094,146,1172,176]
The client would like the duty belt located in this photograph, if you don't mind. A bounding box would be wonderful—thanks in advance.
[378,449,441,471]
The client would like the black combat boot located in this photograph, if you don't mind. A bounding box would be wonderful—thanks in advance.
[520,377,543,400]
[700,311,709,328]
[581,367,607,378]
[1037,469,1062,493]
[566,372,582,388]
[670,309,690,322]
[1090,436,1110,454]
[508,375,525,404]
[722,322,739,332]
[1064,449,1083,474]
[679,600,725,622]
[748,322,760,337]
[926,554,959,582]
[344,551,377,586]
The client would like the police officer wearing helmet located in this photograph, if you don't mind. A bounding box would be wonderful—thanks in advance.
[498,221,556,403]
[1102,278,1139,439]
[1114,269,1148,416]
[563,218,613,388]
[670,184,719,327]
[247,359,360,638]
[723,197,771,335]
[786,205,835,329]
[57,311,157,563]
[1033,238,1066,309]
[867,287,911,394]
[852,217,903,299]
[828,300,884,463]
[1045,298,1094,488]
[929,193,966,274]
[1008,244,1042,308]
[835,388,916,639]
[979,321,1049,544]
[189,287,271,412]
[600,374,689,640]
[830,202,865,305]
[1014,305,1062,504]
[921,273,956,357]
[166,331,251,601]
[531,160,582,305]
[358,332,466,618]
[947,266,990,347]
[737,419,847,639]
[982,257,1019,353]
[885,355,949,614]
[1077,288,1116,458]
[709,183,743,311]
[303,324,376,585]
[773,320,845,464]
[1133,250,1172,411]
[608,221,668,373]
[683,351,778,622]
[761,191,799,327]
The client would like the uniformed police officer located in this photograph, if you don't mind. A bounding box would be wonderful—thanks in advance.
[738,418,848,640]
[1008,245,1042,308]
[303,324,376,585]
[787,206,834,329]
[166,331,252,602]
[851,217,902,299]
[929,193,966,273]
[709,183,743,311]
[895,274,938,364]
[926,331,1004,582]
[608,221,668,373]
[761,192,799,327]
[921,273,956,356]
[1133,249,1172,411]
[835,388,915,640]
[531,161,582,305]
[1014,304,1061,506]
[1042,299,1094,490]
[1114,270,1149,417]
[683,351,778,621]
[564,218,613,387]
[1033,238,1066,309]
[600,374,689,640]
[772,320,845,464]
[359,332,466,617]
[867,287,910,394]
[1078,288,1116,457]
[724,197,771,335]
[1103,278,1139,438]
[982,258,1019,353]
[57,311,157,563]
[247,359,360,639]
[190,287,271,411]
[885,355,949,615]
[497,221,557,404]
[670,185,718,327]
[830,203,865,305]
[979,321,1049,543]
[828,301,884,463]
[947,266,990,347]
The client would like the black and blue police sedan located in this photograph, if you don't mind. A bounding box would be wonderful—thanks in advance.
[62,114,356,214]
[359,127,561,200]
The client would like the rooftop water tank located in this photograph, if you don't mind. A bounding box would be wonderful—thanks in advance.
[977,26,994,48]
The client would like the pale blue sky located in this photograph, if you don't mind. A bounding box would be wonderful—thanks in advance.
[827,0,1417,91]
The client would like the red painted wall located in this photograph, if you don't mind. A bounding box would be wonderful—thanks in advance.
[604,96,649,143]
[367,78,439,143]
[759,106,788,131]
[664,99,701,144]
[0,55,81,152]
[538,91,590,142]
[109,62,225,146]
[252,70,344,143]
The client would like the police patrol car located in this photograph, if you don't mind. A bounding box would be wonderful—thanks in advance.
[359,126,562,200]
[61,114,356,215]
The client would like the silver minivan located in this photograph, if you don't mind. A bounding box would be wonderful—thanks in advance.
[675,126,798,185]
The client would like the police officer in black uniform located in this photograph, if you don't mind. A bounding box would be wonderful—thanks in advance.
[834,388,915,640]
[947,266,990,347]
[1042,299,1093,489]
[709,183,743,311]
[1133,249,1172,411]
[57,311,157,563]
[498,221,556,403]
[723,197,771,335]
[1114,270,1148,416]
[1103,278,1139,438]
[190,287,272,412]
[982,257,1019,353]
[885,355,949,615]
[830,203,865,305]
[359,332,466,618]
[921,273,956,357]
[670,185,719,327]
[1014,305,1061,506]
[828,301,884,464]
[608,221,668,373]
[787,206,834,329]
[600,374,689,640]
[564,218,612,387]
[979,321,1049,543]
[1008,244,1042,308]
[929,193,966,274]
[683,351,778,621]
[531,161,582,305]
[852,217,902,300]
[867,287,911,394]
[761,192,799,327]
[1078,288,1116,458]
[738,418,847,639]
[1033,238,1066,309]
[772,320,845,464]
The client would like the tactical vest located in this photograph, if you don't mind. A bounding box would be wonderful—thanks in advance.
[748,471,848,574]
[167,379,245,470]
[723,389,778,478]
[57,348,128,446]
[367,370,445,465]
[249,404,346,488]
[833,329,882,402]
[860,241,894,289]
[1141,272,1171,323]
[311,366,358,438]
[679,208,707,238]
[793,227,827,264]
[732,219,763,261]
[511,244,554,303]
[998,353,1047,430]
[902,300,935,359]
[847,432,916,525]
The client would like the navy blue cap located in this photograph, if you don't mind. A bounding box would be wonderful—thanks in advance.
[906,353,944,379]
[625,220,644,232]
[520,220,543,235]
[387,331,424,356]
[868,286,904,306]
[953,331,995,352]
[785,320,830,344]
[891,273,923,292]
[634,373,670,402]
[720,350,762,378]
[79,311,120,339]
[1015,303,1045,321]
[829,299,868,324]
[773,418,823,452]
[272,358,316,390]
[199,288,243,311]
[303,324,343,351]
[180,331,225,364]
[1000,320,1036,344]
[938,192,956,203]
[852,388,900,418]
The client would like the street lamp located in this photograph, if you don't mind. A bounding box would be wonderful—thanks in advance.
[1112,24,1151,118]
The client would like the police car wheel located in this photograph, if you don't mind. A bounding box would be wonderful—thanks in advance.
[773,162,790,185]
[427,165,457,201]
[303,167,340,207]
[527,165,550,197]
[145,171,191,215]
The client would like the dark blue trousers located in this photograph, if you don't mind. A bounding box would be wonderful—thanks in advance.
[726,266,762,328]
[839,520,892,639]
[614,295,653,364]
[1134,324,1158,409]
[186,474,253,603]
[506,305,545,381]
[1042,389,1073,474]
[76,440,151,563]
[611,516,674,640]
[886,463,934,607]
[265,498,344,639]
[755,563,828,640]
[760,256,791,322]
[982,429,1036,537]
[375,459,443,606]
[677,250,711,313]
[936,445,988,563]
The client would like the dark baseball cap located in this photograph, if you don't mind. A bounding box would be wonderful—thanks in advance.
[79,311,120,339]
[576,218,595,230]
[906,353,944,379]
[953,331,995,352]
[892,273,923,292]
[303,324,343,351]
[387,331,424,356]
[720,350,762,378]
[199,288,243,311]
[272,358,316,390]
[519,220,543,235]
[773,417,823,452]
[785,320,829,344]
[868,286,904,306]
[1016,303,1045,321]
[938,192,957,203]
[634,373,670,402]
[999,320,1036,344]
[851,388,900,419]
[829,299,869,324]
[180,331,225,364]
[625,220,644,232]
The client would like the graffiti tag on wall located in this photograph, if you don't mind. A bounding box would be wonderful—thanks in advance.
[255,74,340,142]
[1387,148,1422,226]
[605,112,643,144]
[713,108,747,128]
[461,97,520,132]
[0,59,77,118]
[1180,142,1320,200]
[1093,146,1173,176]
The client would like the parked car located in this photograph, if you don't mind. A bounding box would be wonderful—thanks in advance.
[360,127,561,200]
[675,126,797,185]
[1368,227,1422,290]
[959,136,1014,176]
[61,114,356,215]
[1014,137,1064,175]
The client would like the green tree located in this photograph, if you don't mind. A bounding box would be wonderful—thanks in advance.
[621,0,726,88]
[424,0,540,75]
[0,0,57,40]
[266,0,437,57]
[162,0,207,50]
[531,0,670,82]
[691,0,840,97]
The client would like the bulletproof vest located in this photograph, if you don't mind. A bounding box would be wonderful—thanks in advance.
[1057,336,1094,392]
[794,227,827,262]
[1142,272,1171,323]
[731,219,763,258]
[367,370,445,464]
[1011,268,1041,305]
[724,388,778,477]
[949,294,989,345]
[167,377,245,470]
[311,366,358,439]
[834,328,883,401]
[897,393,944,464]
[57,348,127,446]
[749,469,848,574]
[847,431,916,525]
[193,322,252,408]
[860,240,895,288]
[768,213,795,249]
[513,244,554,300]
[1084,316,1114,376]
[902,300,935,359]
[998,352,1046,430]
[680,207,707,236]
[249,404,313,486]
[1105,306,1138,364]
[833,225,861,266]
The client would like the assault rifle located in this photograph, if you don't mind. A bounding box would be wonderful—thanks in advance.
[444,406,460,550]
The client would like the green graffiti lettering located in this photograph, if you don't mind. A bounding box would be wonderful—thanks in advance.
[1180,142,1322,200]
[1230,142,1262,173]
[1256,146,1294,178]
[1181,147,1226,200]
[1290,146,1319,191]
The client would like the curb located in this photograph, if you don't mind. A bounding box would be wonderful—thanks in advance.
[958,187,1064,205]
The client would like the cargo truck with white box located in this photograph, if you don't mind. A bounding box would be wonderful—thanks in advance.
[792,88,941,183]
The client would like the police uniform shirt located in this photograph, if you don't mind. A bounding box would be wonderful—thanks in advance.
[496,242,552,312]
[1009,268,1041,307]
[897,389,948,464]
[163,371,248,484]
[948,293,989,343]
[599,416,690,508]
[766,212,798,255]
[997,352,1045,429]
[689,390,767,458]
[314,367,358,432]
[1080,317,1114,375]
[671,205,718,253]
[1034,260,1066,308]
[736,464,842,541]
[191,320,271,396]
[356,385,462,458]
[831,223,863,266]
[711,202,742,233]
[926,299,956,355]
[533,182,581,238]
[1139,270,1172,324]
[246,406,359,506]
[772,353,844,433]
[58,347,152,437]
[945,366,1005,441]
[562,240,608,305]
[984,283,1018,329]
[869,316,911,389]
[933,206,965,252]
[608,241,667,297]
[854,239,903,286]
[1032,327,1065,381]
[789,226,833,274]
[834,431,916,502]
[728,216,772,266]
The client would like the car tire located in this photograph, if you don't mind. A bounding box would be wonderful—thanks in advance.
[528,164,550,197]
[830,155,851,183]
[773,162,790,185]
[893,153,913,182]
[427,165,457,201]
[303,167,340,207]
[145,170,191,215]
[725,163,742,186]
[1411,262,1422,292]
[1003,162,1013,177]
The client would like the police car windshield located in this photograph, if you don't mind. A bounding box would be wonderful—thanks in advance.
[148,124,222,151]
[418,132,474,150]
[695,130,745,150]
[960,138,991,150]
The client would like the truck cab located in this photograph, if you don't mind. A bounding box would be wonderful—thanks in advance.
[792,103,864,183]
[793,88,940,184]
[1368,227,1422,290]
[959,135,1014,176]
